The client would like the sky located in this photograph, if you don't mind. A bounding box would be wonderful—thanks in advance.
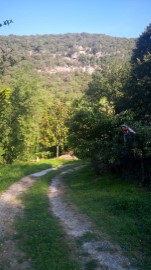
[0,0,151,38]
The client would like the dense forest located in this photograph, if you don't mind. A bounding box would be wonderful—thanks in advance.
[0,25,151,186]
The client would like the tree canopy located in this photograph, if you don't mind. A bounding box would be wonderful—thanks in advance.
[117,23,151,122]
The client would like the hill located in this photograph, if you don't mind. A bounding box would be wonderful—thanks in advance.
[0,33,136,75]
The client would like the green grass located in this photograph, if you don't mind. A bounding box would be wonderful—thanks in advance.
[63,166,151,270]
[0,158,78,193]
[16,165,82,270]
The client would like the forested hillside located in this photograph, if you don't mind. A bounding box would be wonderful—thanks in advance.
[0,33,136,106]
[0,33,136,103]
[0,33,135,74]
[1,25,151,187]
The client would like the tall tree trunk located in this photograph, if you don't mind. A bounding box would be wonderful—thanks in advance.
[56,144,59,158]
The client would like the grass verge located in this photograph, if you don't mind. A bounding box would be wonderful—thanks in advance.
[63,166,151,270]
[15,163,83,270]
[0,158,78,193]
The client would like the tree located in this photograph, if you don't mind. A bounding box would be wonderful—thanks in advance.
[132,23,151,64]
[40,101,69,157]
[86,60,129,114]
[0,87,12,163]
[2,67,47,162]
[68,98,118,161]
[0,48,17,75]
[119,23,151,122]
[0,20,13,28]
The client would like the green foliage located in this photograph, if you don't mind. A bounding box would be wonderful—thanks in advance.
[132,23,151,64]
[68,99,115,159]
[86,60,129,113]
[0,47,16,75]
[118,23,151,122]
[68,63,133,169]
[0,87,12,163]
[68,23,151,185]
[69,99,137,177]
[2,68,45,162]
[48,72,91,100]
[68,61,128,159]
[40,100,69,157]
[0,65,72,163]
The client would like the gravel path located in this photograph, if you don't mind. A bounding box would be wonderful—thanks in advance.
[0,176,35,270]
[0,166,60,270]
[48,167,138,270]
[0,165,138,270]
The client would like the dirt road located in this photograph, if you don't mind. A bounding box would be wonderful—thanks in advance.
[0,165,137,270]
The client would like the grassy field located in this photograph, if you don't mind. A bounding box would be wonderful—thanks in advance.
[16,164,82,270]
[0,158,76,193]
[63,166,151,270]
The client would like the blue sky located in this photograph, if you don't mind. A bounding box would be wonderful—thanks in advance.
[0,0,150,38]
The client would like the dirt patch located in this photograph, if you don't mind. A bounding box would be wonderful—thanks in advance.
[48,167,138,270]
[58,154,78,160]
[0,165,71,270]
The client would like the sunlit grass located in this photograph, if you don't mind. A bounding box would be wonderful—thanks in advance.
[0,158,79,193]
[64,166,151,270]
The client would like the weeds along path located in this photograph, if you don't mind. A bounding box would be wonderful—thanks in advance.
[0,166,62,270]
[48,167,138,270]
